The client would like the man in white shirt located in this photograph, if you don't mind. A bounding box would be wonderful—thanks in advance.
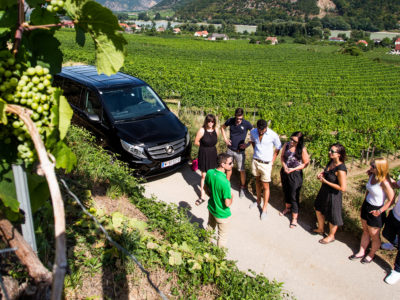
[249,119,282,220]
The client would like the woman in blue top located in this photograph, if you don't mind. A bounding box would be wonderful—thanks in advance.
[280,132,309,228]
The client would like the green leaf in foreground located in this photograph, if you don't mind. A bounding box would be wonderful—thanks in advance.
[0,161,19,212]
[51,141,77,172]
[76,1,126,75]
[168,250,183,266]
[0,98,7,124]
[58,94,73,140]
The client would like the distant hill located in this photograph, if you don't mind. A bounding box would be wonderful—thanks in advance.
[95,0,162,11]
[154,0,400,30]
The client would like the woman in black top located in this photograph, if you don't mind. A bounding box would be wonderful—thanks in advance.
[280,131,310,228]
[194,114,219,205]
[313,143,347,244]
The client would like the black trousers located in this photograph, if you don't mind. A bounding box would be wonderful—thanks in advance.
[280,168,303,214]
[382,210,400,272]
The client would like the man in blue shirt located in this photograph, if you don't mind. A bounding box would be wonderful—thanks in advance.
[221,108,253,198]
[250,119,282,220]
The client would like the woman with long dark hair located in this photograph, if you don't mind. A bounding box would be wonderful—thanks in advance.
[349,158,395,263]
[280,131,310,228]
[194,114,219,205]
[313,143,347,244]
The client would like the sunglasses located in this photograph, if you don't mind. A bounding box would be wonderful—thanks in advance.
[225,161,233,166]
[207,120,215,123]
[329,149,337,154]
[290,138,298,143]
[370,164,376,169]
[236,117,243,120]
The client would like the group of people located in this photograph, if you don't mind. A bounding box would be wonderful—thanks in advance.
[192,107,400,285]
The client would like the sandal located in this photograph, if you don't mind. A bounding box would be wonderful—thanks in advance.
[195,198,206,206]
[290,219,298,228]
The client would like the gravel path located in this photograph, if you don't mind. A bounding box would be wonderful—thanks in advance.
[144,165,400,299]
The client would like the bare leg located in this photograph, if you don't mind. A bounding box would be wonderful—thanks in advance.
[200,171,206,199]
[255,176,262,205]
[261,181,270,212]
[240,170,246,188]
[291,212,298,227]
[226,169,232,181]
[327,223,338,241]
[280,203,291,216]
[315,210,325,233]
[366,226,381,260]
[355,219,370,257]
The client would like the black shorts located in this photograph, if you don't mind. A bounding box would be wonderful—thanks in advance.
[361,201,385,228]
[383,210,400,244]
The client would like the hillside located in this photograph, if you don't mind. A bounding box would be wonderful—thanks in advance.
[154,0,400,30]
[95,0,162,11]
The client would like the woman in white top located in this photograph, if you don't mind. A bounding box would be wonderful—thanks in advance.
[382,178,400,284]
[349,158,395,263]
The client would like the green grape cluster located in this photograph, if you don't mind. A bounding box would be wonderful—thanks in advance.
[47,0,64,12]
[0,51,56,165]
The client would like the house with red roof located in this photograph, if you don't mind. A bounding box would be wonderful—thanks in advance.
[395,38,400,51]
[357,40,368,46]
[265,37,278,45]
[194,31,208,37]
[173,28,181,34]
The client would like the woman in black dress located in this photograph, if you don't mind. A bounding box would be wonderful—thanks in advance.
[313,143,347,244]
[280,131,310,228]
[194,114,218,205]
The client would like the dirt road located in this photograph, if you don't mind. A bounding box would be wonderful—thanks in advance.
[144,165,400,299]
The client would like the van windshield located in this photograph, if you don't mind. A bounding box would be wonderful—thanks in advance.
[100,85,167,121]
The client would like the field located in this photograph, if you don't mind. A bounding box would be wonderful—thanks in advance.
[59,31,400,165]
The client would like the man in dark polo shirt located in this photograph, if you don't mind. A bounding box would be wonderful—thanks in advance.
[221,108,253,198]
[204,153,234,248]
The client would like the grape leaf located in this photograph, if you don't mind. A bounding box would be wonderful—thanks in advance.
[28,30,63,75]
[76,1,126,75]
[51,141,77,173]
[0,161,19,212]
[30,7,59,26]
[27,170,50,213]
[0,98,7,124]
[58,95,73,140]
[75,26,85,47]
[0,0,17,9]
[26,0,46,8]
[111,212,125,229]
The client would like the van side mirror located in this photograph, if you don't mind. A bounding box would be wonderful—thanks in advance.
[86,113,100,123]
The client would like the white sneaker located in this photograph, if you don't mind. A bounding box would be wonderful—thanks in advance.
[260,211,267,220]
[239,188,245,198]
[385,270,400,285]
[249,201,258,209]
[381,243,396,251]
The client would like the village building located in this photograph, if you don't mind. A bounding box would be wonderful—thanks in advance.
[395,38,400,51]
[61,20,74,29]
[208,33,228,41]
[194,31,208,37]
[357,40,368,47]
[329,37,344,42]
[265,37,278,45]
[157,27,166,32]
[173,28,181,34]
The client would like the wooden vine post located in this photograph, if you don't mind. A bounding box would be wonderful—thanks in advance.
[5,105,66,300]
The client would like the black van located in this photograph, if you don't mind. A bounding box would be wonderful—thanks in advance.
[54,65,191,177]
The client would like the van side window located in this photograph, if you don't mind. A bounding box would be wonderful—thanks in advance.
[63,79,83,108]
[84,89,102,117]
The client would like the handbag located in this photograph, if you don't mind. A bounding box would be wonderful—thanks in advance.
[191,158,198,171]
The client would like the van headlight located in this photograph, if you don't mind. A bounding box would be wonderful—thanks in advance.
[121,140,147,159]
[186,130,190,146]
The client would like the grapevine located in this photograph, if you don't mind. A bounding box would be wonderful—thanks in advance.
[1,51,58,165]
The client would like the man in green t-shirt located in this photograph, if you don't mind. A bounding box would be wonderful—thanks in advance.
[205,153,234,248]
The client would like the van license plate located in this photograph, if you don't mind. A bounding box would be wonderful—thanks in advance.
[161,157,181,168]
